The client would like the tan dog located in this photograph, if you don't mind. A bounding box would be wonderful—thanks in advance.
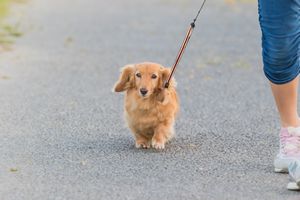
[113,62,179,149]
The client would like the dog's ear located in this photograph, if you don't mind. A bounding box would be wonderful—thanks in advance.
[158,67,171,88]
[162,68,171,83]
[113,64,135,92]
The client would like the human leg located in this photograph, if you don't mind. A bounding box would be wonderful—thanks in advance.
[258,0,300,172]
[270,77,300,128]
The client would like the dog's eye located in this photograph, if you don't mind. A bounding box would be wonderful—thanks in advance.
[151,74,157,79]
[136,73,141,78]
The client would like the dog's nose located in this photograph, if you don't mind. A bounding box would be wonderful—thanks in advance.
[140,88,148,96]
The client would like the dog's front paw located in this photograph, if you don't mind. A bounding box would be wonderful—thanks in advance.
[135,141,151,149]
[151,138,165,150]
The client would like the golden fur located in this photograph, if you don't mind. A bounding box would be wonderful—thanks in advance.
[113,62,179,149]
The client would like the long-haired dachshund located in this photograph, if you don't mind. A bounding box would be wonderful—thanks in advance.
[113,62,179,149]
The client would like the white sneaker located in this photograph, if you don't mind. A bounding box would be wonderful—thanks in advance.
[287,160,300,191]
[274,127,300,173]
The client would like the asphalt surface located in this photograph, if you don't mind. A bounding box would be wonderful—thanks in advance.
[0,0,299,199]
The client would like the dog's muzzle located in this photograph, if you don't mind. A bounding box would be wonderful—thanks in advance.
[140,88,148,96]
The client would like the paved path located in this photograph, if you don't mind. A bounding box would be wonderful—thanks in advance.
[0,0,299,199]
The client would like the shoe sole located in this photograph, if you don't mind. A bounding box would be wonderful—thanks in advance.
[274,157,296,173]
[274,168,288,173]
[287,182,300,191]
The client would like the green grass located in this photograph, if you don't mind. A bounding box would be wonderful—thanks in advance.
[0,0,11,19]
[0,0,25,16]
[0,0,24,50]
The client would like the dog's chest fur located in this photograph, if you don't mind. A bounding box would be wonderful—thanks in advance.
[124,91,168,134]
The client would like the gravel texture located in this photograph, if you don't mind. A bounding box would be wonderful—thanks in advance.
[0,0,299,199]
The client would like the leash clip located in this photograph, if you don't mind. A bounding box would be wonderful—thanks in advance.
[164,81,170,89]
[191,22,195,28]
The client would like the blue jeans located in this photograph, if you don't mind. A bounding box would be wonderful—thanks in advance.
[258,0,300,84]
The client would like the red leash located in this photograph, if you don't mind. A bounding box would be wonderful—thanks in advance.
[164,0,207,88]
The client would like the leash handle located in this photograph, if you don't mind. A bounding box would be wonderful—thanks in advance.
[164,22,195,88]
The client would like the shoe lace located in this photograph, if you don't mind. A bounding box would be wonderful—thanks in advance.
[280,128,300,156]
